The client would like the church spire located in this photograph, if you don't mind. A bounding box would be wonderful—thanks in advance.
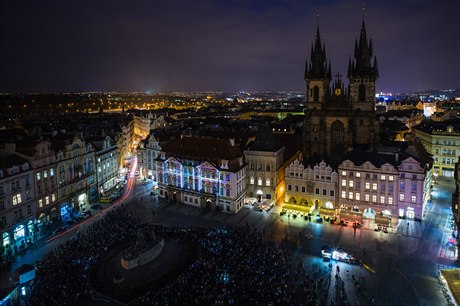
[305,26,330,79]
[348,19,378,79]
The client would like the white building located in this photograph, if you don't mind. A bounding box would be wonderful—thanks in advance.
[154,137,246,213]
[338,146,431,226]
[284,160,338,217]
[92,136,120,196]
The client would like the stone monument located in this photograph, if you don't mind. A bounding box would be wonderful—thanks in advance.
[121,227,165,270]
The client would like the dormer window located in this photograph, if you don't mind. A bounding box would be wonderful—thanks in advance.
[221,160,229,169]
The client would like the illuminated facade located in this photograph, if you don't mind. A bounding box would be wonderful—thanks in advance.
[338,148,430,225]
[0,152,35,251]
[245,125,286,205]
[413,120,460,177]
[137,134,163,181]
[16,140,58,225]
[54,135,96,218]
[284,160,338,216]
[154,137,246,213]
[92,136,119,196]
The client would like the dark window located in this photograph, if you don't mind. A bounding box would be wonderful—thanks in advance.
[359,84,366,102]
[323,189,327,196]
[313,86,319,102]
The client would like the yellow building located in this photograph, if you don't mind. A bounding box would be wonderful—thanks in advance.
[413,120,460,177]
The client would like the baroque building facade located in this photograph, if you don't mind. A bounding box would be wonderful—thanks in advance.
[154,137,246,214]
[284,159,338,217]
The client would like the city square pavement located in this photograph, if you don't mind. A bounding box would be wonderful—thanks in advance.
[1,177,458,306]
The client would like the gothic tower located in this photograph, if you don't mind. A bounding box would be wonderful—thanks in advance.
[302,19,380,165]
[348,20,379,112]
[305,27,331,110]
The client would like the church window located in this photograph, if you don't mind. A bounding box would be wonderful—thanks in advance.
[313,86,319,102]
[358,84,366,102]
[331,120,345,151]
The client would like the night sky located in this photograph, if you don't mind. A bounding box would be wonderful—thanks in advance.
[1,0,459,93]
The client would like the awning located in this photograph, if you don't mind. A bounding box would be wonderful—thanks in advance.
[375,216,391,225]
[340,211,363,221]
[319,208,336,216]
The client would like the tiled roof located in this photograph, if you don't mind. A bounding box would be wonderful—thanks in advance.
[164,137,242,161]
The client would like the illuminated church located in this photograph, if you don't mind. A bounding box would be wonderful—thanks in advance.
[302,20,380,164]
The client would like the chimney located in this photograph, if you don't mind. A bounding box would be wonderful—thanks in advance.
[229,138,235,146]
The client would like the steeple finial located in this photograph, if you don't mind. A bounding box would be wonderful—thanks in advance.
[316,10,320,28]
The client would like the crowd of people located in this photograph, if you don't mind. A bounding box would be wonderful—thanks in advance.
[137,225,330,305]
[24,205,331,305]
[25,205,140,305]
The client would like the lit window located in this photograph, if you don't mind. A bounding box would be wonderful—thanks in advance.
[258,178,262,186]
[411,195,416,203]
[45,196,50,205]
[365,194,370,201]
[400,194,405,201]
[51,194,56,202]
[39,199,43,208]
[341,191,346,199]
[250,177,254,184]
[349,192,353,199]
[266,178,270,186]
[356,172,361,177]
[372,183,377,190]
[372,195,377,202]
[381,175,385,180]
[50,168,54,176]
[355,193,361,201]
[36,173,41,180]
[388,197,393,205]
[349,181,354,188]
[389,175,393,181]
[44,171,47,178]
[12,193,22,205]
[365,182,370,190]
[342,171,346,176]
[380,196,385,204]
[98,167,101,172]
[342,180,346,187]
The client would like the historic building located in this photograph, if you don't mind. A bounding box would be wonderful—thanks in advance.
[338,145,431,226]
[303,22,380,164]
[284,159,338,217]
[0,151,35,254]
[244,125,286,206]
[413,119,460,177]
[14,139,58,226]
[154,136,246,213]
[53,134,96,218]
[92,136,120,196]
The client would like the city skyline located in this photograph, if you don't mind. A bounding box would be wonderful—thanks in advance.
[1,0,460,93]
